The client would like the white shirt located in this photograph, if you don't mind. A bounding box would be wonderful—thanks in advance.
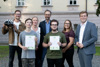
[79,21,87,44]
[31,27,40,45]
[9,21,20,46]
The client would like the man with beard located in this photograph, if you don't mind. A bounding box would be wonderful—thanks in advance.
[2,10,25,67]
[43,19,67,67]
[36,10,52,67]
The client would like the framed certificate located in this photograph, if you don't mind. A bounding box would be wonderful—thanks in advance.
[50,36,60,50]
[25,35,35,50]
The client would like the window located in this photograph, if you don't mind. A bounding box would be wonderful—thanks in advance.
[43,0,51,5]
[17,0,25,6]
[69,0,77,5]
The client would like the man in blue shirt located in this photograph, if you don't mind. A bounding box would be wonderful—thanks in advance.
[35,10,52,67]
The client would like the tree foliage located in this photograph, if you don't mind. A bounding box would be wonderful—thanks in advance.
[96,0,100,16]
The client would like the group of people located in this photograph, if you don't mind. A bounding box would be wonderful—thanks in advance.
[2,9,97,67]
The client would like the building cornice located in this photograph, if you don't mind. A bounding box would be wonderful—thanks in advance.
[0,11,97,15]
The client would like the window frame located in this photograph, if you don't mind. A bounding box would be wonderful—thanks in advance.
[17,0,25,6]
[69,0,77,5]
[42,0,52,6]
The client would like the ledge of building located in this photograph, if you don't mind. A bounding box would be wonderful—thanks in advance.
[0,43,8,45]
[41,5,53,7]
[67,5,79,7]
[15,6,27,8]
[0,11,98,15]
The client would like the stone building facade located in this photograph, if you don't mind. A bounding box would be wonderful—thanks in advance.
[0,0,100,44]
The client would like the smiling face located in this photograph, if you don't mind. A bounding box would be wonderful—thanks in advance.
[64,20,71,29]
[14,11,21,20]
[32,17,38,26]
[80,13,88,23]
[51,22,58,31]
[45,11,51,21]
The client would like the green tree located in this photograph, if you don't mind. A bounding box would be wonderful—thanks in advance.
[96,0,100,16]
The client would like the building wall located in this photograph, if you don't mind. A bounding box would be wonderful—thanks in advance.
[0,12,100,44]
[0,0,98,12]
[0,0,100,44]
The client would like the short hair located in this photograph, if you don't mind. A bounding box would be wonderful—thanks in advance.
[25,18,32,24]
[79,11,88,17]
[44,10,52,15]
[14,10,21,14]
[50,19,59,26]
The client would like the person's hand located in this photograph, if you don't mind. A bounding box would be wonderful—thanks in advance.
[62,48,67,53]
[57,42,61,46]
[79,43,84,48]
[48,42,52,46]
[35,37,37,42]
[22,46,28,50]
[76,42,80,46]
[76,42,84,48]
[3,24,8,29]
[35,46,38,50]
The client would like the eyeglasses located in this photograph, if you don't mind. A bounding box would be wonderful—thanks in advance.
[51,24,57,26]
[64,23,70,25]
[15,14,21,16]
[45,14,51,16]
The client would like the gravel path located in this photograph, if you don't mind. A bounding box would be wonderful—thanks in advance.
[0,50,100,67]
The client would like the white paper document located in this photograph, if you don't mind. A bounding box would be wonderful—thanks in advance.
[25,35,35,50]
[50,36,60,50]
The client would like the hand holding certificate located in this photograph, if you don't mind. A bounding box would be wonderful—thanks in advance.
[25,35,35,50]
[50,36,60,50]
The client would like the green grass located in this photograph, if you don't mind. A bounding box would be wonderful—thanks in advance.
[0,46,9,59]
[0,46,100,60]
[95,47,100,56]
[74,46,100,56]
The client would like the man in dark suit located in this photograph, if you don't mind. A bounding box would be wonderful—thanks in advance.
[36,10,52,67]
[75,11,97,67]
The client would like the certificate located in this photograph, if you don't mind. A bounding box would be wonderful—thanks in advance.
[25,35,35,50]
[50,36,60,50]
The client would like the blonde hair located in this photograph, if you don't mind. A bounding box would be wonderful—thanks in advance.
[32,16,38,21]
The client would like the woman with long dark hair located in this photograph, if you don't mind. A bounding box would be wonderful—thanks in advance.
[62,20,75,67]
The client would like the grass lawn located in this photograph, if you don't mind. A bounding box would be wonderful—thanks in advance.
[0,46,9,59]
[0,46,100,60]
[95,47,100,56]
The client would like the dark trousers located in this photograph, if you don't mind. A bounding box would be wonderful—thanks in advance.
[62,49,74,67]
[78,49,93,67]
[9,45,22,67]
[22,58,35,67]
[47,58,62,67]
[35,47,47,67]
[35,49,42,67]
[41,48,47,65]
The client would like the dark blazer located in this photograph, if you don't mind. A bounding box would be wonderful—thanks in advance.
[39,20,51,48]
[75,21,97,54]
